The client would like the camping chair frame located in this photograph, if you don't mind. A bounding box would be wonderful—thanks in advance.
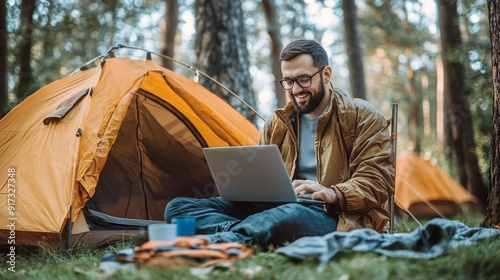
[389,103,398,234]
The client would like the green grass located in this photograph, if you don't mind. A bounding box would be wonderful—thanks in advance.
[1,214,499,280]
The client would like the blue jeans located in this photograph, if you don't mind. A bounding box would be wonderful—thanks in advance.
[164,197,338,248]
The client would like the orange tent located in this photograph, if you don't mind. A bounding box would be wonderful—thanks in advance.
[0,57,260,249]
[395,153,480,218]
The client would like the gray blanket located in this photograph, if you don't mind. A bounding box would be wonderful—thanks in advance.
[276,218,500,263]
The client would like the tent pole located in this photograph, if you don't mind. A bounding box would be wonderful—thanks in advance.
[67,205,73,254]
[390,103,398,234]
[70,45,266,122]
[58,205,73,254]
[65,64,100,254]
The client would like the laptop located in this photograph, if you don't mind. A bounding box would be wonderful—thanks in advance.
[202,145,325,205]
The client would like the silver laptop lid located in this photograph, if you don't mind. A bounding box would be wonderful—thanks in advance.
[202,145,299,203]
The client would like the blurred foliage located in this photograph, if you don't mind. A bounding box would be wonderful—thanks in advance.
[358,0,492,180]
[6,0,162,106]
[461,0,493,183]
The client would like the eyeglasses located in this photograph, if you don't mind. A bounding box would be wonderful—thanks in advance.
[279,66,325,90]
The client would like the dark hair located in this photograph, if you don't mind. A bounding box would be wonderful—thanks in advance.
[279,39,329,68]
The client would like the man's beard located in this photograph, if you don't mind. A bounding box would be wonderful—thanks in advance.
[289,80,326,115]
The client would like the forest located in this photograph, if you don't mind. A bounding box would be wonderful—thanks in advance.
[1,0,499,224]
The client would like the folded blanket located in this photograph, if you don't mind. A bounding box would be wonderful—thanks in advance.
[276,218,500,263]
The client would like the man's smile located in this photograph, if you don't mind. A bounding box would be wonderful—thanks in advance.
[293,92,311,102]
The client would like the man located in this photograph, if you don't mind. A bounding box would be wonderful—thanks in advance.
[165,39,395,248]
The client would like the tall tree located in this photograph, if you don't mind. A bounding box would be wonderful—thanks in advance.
[341,0,366,99]
[402,1,422,154]
[437,0,487,204]
[194,0,256,117]
[40,0,55,64]
[162,0,179,70]
[262,0,285,108]
[482,0,500,228]
[0,0,7,116]
[459,1,494,183]
[17,0,36,100]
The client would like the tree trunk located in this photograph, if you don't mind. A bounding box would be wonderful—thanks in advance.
[402,5,422,155]
[17,0,36,100]
[406,46,422,154]
[437,0,487,205]
[436,53,445,153]
[162,0,179,70]
[482,0,500,228]
[194,0,256,117]
[41,0,55,60]
[0,0,7,116]
[341,0,366,100]
[262,0,285,108]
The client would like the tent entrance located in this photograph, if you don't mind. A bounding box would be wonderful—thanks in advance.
[85,91,218,229]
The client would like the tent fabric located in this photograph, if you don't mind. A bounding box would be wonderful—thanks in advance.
[0,58,260,248]
[394,152,480,218]
[43,88,92,125]
[70,230,140,250]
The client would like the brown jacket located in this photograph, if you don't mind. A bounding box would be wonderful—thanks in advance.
[260,88,395,232]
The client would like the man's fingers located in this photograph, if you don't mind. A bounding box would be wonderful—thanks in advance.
[312,189,337,204]
[292,180,324,194]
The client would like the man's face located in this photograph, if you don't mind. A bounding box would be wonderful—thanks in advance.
[280,54,326,115]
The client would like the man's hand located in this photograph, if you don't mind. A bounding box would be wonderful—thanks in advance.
[292,179,338,204]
